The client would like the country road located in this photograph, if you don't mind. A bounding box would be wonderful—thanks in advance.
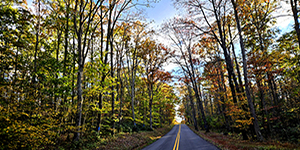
[143,124,219,150]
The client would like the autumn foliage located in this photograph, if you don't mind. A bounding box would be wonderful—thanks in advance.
[171,0,300,144]
[0,0,178,149]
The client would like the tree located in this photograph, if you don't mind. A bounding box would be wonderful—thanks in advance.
[289,0,300,48]
[163,18,210,132]
[140,39,172,129]
[72,0,103,141]
[0,0,178,148]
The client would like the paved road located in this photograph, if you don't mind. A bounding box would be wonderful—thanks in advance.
[143,124,219,150]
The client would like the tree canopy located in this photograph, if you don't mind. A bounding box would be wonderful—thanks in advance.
[1,0,300,149]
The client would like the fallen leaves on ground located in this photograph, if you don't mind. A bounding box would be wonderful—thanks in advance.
[98,126,173,150]
[188,125,300,150]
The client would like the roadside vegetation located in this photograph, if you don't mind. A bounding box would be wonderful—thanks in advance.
[53,125,173,150]
[1,0,177,149]
[98,125,173,150]
[188,125,300,150]
[1,0,300,149]
[175,0,300,146]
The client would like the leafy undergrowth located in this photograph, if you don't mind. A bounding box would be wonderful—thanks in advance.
[188,125,300,150]
[97,125,173,150]
[52,125,172,150]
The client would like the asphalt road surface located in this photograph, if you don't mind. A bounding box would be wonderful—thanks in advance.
[142,124,219,150]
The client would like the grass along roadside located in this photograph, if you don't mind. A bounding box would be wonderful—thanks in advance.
[98,125,174,150]
[188,125,300,150]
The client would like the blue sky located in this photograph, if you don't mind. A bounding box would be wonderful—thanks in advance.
[27,0,177,26]
[145,0,177,26]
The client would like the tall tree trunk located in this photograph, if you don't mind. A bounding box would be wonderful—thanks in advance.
[211,0,239,104]
[55,30,61,111]
[290,0,300,48]
[267,73,280,116]
[209,94,214,116]
[159,106,162,128]
[228,24,244,93]
[203,93,209,115]
[33,0,41,85]
[63,2,70,108]
[144,91,147,126]
[148,81,153,130]
[185,100,191,125]
[130,48,138,127]
[256,76,271,137]
[96,93,103,133]
[125,42,137,128]
[110,38,115,136]
[105,1,115,135]
[231,0,264,141]
[217,67,231,133]
[130,75,136,127]
[117,48,123,130]
[193,83,209,132]
[96,7,105,133]
[71,34,76,120]
[186,42,209,132]
[74,32,83,141]
[187,85,198,131]
[74,0,85,140]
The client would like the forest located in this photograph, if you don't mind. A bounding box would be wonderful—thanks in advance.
[1,0,299,149]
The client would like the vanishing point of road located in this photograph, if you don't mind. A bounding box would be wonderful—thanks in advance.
[143,124,219,150]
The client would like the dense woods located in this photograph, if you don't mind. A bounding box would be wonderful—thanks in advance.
[1,0,178,149]
[174,0,300,144]
[1,0,300,149]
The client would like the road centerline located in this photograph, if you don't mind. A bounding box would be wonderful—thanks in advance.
[142,124,219,150]
[172,124,181,150]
